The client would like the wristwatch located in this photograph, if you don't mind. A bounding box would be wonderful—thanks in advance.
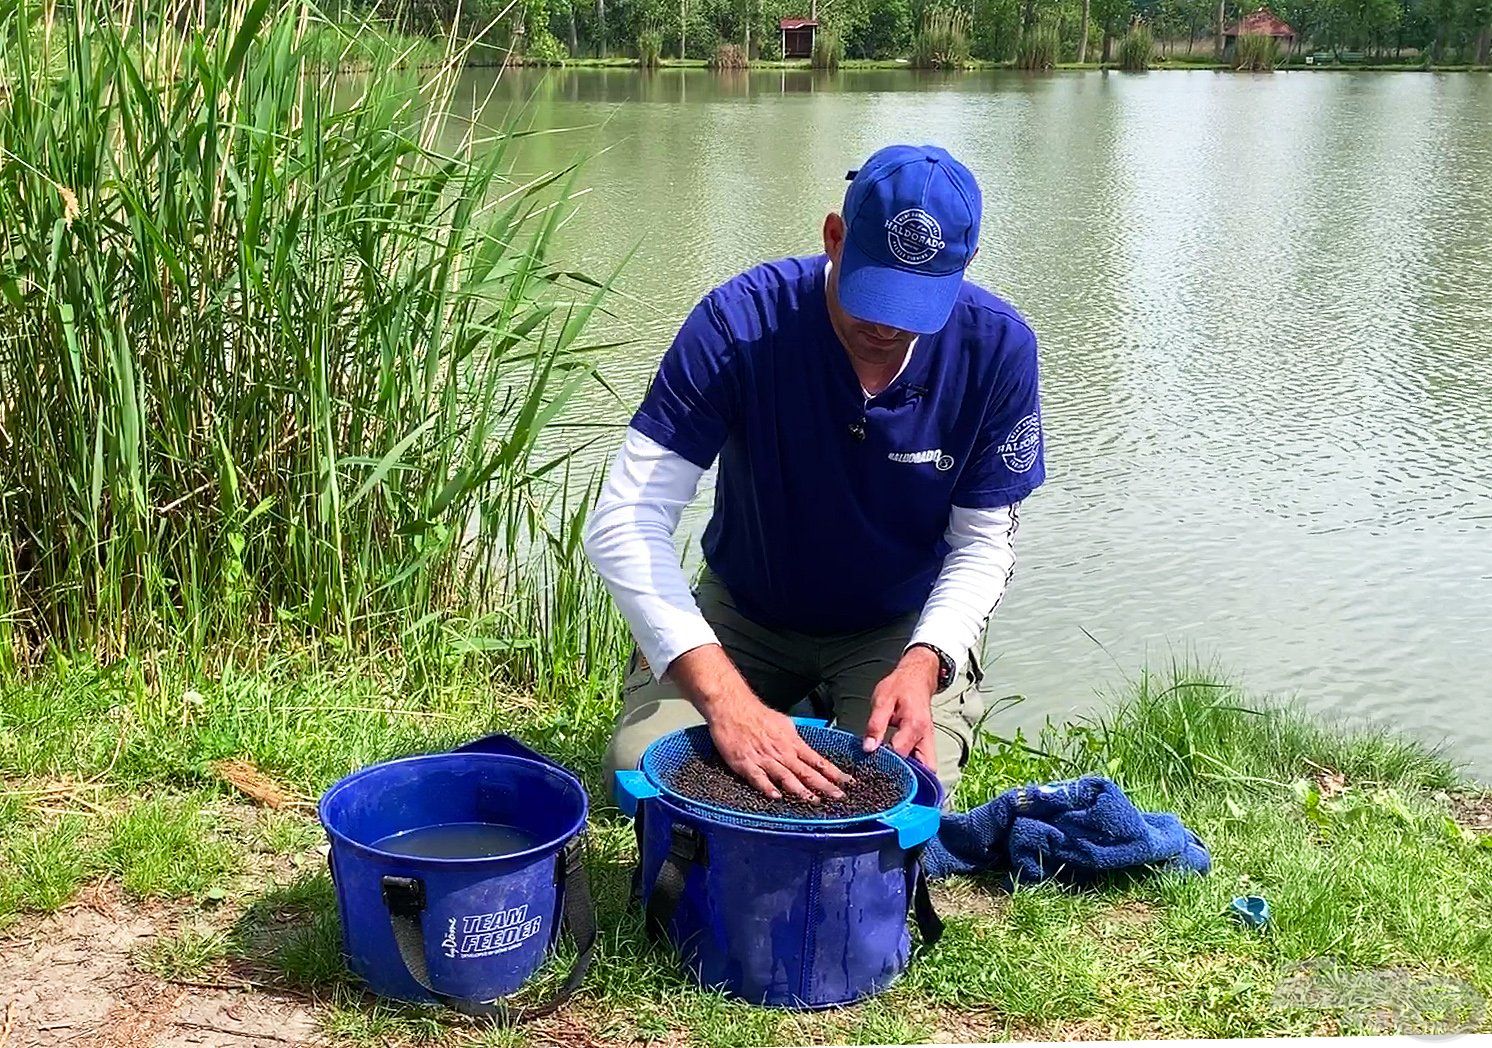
[908,642,956,693]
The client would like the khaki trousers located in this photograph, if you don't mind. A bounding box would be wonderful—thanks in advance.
[602,568,985,798]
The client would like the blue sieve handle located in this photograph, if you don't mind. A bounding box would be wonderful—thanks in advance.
[791,716,830,728]
[880,803,942,849]
[615,770,659,818]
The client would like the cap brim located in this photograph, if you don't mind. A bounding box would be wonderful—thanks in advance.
[837,236,963,336]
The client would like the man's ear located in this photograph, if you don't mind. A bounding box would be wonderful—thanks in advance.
[823,213,846,262]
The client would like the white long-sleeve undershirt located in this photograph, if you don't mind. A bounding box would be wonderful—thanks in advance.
[582,427,1021,682]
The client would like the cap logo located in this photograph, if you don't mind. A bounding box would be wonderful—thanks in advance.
[884,208,945,267]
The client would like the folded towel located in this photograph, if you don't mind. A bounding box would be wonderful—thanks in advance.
[922,776,1211,884]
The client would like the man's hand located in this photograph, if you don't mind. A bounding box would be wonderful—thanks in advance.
[667,644,852,802]
[863,647,940,768]
[708,700,852,802]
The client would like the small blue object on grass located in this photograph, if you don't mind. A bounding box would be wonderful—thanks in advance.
[1230,894,1271,929]
[921,776,1211,885]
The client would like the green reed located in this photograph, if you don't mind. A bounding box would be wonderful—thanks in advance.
[1234,32,1280,71]
[1015,21,1060,70]
[0,0,617,667]
[810,28,842,71]
[910,5,972,70]
[1118,25,1153,70]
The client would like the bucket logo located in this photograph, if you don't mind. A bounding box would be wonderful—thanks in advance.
[452,905,544,958]
[442,917,458,958]
[997,413,1041,474]
[884,209,946,267]
[889,448,955,472]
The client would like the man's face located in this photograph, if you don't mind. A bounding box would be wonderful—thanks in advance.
[822,212,918,363]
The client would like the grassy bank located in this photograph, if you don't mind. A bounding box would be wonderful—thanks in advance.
[2,656,1489,1044]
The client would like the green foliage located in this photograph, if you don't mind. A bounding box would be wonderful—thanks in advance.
[0,815,90,916]
[0,0,613,664]
[910,4,974,67]
[967,0,1025,59]
[811,26,843,68]
[1118,23,1154,66]
[135,923,231,981]
[836,0,914,58]
[1016,20,1061,66]
[524,25,571,62]
[638,26,664,64]
[103,796,239,898]
[1234,30,1280,67]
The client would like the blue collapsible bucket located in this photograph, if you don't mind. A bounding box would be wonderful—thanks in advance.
[616,720,945,1009]
[319,735,594,1020]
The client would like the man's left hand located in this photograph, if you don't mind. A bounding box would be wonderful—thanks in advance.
[863,647,940,768]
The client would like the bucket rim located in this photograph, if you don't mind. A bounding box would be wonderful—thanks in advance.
[640,722,919,831]
[317,751,588,868]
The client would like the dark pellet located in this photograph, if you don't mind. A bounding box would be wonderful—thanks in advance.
[670,752,905,819]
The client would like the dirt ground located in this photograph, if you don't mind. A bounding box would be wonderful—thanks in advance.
[0,885,319,1048]
[1448,790,1492,834]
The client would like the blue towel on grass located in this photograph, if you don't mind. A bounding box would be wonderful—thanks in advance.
[922,776,1211,884]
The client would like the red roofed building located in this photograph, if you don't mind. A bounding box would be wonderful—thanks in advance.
[779,17,819,59]
[1224,7,1298,50]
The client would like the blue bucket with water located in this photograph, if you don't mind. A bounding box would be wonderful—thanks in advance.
[318,735,594,1021]
[615,720,945,1009]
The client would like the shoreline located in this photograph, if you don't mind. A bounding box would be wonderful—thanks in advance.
[340,54,1492,74]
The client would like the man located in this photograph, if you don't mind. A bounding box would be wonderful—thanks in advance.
[583,144,1045,803]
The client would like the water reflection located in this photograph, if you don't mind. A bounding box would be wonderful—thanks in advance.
[443,67,1492,777]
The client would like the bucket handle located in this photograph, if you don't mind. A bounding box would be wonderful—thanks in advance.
[379,835,596,1024]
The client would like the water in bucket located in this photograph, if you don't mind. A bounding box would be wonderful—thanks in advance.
[374,822,540,859]
[319,747,591,1008]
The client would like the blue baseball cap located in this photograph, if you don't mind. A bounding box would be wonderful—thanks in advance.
[837,144,983,335]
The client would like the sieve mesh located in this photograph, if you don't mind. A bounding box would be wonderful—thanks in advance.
[640,723,917,831]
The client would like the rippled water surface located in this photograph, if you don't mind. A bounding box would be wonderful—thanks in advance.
[453,68,1492,778]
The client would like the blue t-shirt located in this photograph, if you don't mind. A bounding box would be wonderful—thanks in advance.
[632,255,1045,635]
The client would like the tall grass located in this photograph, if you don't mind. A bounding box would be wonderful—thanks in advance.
[910,6,972,69]
[637,28,663,68]
[1234,32,1279,70]
[0,0,616,666]
[1118,25,1153,70]
[810,27,842,70]
[709,42,749,68]
[1015,21,1060,69]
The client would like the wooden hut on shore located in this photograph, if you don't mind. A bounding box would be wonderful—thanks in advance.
[1224,8,1299,52]
[779,17,819,59]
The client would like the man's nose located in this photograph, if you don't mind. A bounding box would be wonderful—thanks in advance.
[867,323,901,340]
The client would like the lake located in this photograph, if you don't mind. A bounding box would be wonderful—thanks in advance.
[455,67,1492,780]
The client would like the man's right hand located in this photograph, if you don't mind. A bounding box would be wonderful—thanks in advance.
[667,644,851,802]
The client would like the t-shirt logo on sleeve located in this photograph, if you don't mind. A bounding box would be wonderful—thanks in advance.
[998,413,1042,473]
[884,209,946,267]
[889,448,956,472]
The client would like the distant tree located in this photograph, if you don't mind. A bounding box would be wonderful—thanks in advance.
[1090,0,1133,59]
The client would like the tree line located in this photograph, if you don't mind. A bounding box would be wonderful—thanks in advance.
[379,0,1490,64]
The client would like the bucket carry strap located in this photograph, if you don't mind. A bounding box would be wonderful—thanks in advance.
[379,835,597,1024]
[910,849,944,948]
[643,822,707,944]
